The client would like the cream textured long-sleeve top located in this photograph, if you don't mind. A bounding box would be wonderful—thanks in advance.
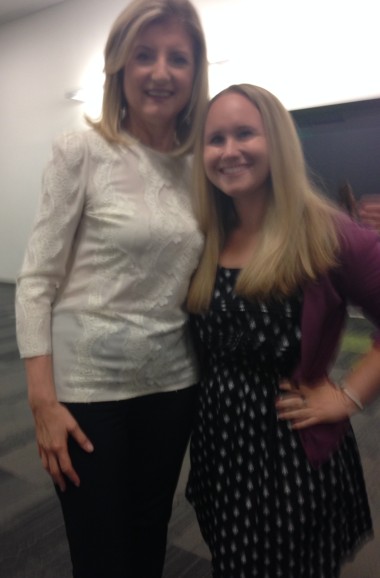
[16,129,204,402]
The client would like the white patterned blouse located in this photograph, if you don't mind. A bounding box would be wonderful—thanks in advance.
[16,129,204,402]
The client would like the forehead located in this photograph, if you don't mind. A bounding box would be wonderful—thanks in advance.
[134,16,194,51]
[205,92,263,131]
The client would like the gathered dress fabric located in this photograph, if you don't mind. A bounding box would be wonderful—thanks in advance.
[15,129,204,578]
[186,266,372,578]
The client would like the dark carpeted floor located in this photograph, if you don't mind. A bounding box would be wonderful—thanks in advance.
[1,282,379,577]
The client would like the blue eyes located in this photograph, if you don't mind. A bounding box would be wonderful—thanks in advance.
[209,135,224,145]
[172,55,189,66]
[135,52,151,62]
[238,129,254,139]
[207,129,255,146]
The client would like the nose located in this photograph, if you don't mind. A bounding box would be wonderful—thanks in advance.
[222,137,239,157]
[151,55,170,82]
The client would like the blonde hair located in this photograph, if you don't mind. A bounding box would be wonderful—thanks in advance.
[87,0,209,156]
[187,84,340,313]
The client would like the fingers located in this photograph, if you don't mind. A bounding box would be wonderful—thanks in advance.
[276,381,310,429]
[39,446,67,492]
[55,449,81,490]
[277,381,305,410]
[50,424,94,491]
[276,397,307,421]
[34,404,94,491]
[289,416,317,430]
[68,422,94,454]
[276,394,306,413]
[39,441,80,492]
[277,380,323,428]
[277,378,351,427]
[278,380,293,393]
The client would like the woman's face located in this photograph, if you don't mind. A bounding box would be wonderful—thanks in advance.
[203,92,271,201]
[123,17,195,134]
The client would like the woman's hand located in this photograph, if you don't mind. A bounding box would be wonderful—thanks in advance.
[275,378,357,430]
[25,355,93,492]
[32,400,94,492]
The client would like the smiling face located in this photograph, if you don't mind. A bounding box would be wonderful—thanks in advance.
[123,16,195,139]
[203,92,271,202]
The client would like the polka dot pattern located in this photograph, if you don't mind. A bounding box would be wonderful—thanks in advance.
[187,267,372,578]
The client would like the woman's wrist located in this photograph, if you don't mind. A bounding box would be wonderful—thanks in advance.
[339,380,364,414]
[25,355,57,410]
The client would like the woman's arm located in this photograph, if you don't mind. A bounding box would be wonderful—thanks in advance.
[17,133,92,490]
[16,132,88,357]
[26,355,94,491]
[276,345,380,428]
[277,218,380,428]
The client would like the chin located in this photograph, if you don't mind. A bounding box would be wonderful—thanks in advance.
[221,187,249,198]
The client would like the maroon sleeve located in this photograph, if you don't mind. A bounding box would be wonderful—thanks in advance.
[335,214,380,345]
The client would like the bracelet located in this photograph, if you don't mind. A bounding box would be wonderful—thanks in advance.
[340,382,364,411]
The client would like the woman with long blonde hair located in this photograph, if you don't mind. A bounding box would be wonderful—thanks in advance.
[186,84,380,577]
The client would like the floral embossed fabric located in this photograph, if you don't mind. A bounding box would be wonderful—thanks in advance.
[16,130,203,402]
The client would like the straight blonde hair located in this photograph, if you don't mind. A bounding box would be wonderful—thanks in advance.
[187,84,340,313]
[87,0,209,156]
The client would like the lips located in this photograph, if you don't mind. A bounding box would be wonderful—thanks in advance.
[146,89,173,98]
[220,164,250,175]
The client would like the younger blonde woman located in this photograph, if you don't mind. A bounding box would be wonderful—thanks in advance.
[186,83,380,578]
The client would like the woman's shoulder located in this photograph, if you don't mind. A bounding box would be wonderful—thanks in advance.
[52,128,123,165]
[329,212,380,296]
[334,211,380,258]
[50,130,88,165]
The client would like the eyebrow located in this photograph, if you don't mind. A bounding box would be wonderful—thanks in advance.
[205,124,255,134]
[133,43,192,54]
[133,44,153,51]
[204,129,222,141]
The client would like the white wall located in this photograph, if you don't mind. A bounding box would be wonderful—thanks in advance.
[1,0,379,281]
[0,0,127,282]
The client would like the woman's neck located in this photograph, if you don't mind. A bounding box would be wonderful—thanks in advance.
[124,117,177,152]
[234,188,269,234]
[219,191,269,269]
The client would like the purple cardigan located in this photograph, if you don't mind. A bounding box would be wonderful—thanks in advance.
[293,214,380,467]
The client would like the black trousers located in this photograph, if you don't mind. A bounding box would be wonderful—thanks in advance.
[56,386,198,578]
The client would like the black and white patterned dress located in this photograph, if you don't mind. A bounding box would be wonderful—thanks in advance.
[186,267,372,578]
